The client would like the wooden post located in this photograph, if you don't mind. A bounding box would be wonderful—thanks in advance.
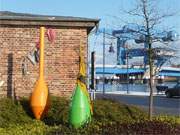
[91,51,95,90]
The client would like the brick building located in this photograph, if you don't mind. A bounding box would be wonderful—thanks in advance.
[0,11,99,98]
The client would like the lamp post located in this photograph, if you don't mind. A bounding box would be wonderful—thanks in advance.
[103,28,105,95]
[102,28,115,95]
[125,44,130,94]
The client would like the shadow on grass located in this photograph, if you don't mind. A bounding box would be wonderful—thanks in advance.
[18,97,69,126]
[42,97,70,126]
[19,98,34,119]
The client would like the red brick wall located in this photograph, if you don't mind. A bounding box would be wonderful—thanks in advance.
[0,26,87,98]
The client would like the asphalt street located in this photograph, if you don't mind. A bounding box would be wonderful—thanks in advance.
[96,93,180,116]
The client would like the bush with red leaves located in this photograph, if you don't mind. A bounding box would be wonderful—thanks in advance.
[97,121,180,135]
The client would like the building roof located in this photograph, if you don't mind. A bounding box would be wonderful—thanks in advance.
[96,67,180,77]
[96,67,145,74]
[0,11,99,22]
[0,11,99,33]
[159,72,180,77]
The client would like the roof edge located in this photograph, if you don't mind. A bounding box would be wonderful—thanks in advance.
[0,11,99,23]
[0,11,100,33]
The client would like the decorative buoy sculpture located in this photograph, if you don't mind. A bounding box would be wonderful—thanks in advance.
[30,27,50,120]
[69,44,92,128]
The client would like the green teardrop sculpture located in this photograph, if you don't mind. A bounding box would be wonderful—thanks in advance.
[69,84,91,128]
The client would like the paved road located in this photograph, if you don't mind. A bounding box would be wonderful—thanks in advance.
[96,93,180,116]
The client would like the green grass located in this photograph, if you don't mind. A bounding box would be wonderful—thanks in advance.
[0,96,179,135]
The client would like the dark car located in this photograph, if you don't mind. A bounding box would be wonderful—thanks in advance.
[156,85,168,94]
[165,83,180,98]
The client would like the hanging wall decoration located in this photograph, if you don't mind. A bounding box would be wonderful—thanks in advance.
[46,28,56,43]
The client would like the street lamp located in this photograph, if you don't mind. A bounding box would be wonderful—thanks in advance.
[125,43,130,94]
[102,28,115,95]
[109,43,115,53]
[103,28,105,95]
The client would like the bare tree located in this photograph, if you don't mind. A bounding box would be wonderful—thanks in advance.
[114,0,178,120]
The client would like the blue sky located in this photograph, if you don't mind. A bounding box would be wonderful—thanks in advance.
[1,0,180,30]
[1,0,180,64]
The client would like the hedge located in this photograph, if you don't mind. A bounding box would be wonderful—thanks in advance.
[0,96,179,135]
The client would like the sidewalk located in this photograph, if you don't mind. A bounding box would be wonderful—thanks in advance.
[95,91,165,96]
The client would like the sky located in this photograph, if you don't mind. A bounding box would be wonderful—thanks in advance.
[1,0,180,65]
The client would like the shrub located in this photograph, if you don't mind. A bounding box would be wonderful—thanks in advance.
[93,99,148,123]
[0,121,48,135]
[153,115,180,125]
[48,120,180,135]
[0,96,179,134]
[43,97,148,126]
[43,96,70,126]
[91,120,180,135]
[0,98,32,127]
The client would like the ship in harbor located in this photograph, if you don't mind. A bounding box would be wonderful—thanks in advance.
[90,25,180,92]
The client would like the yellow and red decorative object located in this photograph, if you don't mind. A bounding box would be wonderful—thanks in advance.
[35,28,55,49]
[69,42,93,128]
[30,27,50,120]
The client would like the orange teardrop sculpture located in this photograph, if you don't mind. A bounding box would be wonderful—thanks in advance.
[30,27,50,120]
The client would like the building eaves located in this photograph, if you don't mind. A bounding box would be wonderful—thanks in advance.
[0,11,100,33]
